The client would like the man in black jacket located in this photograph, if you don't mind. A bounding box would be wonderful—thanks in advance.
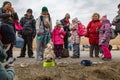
[17,9,36,58]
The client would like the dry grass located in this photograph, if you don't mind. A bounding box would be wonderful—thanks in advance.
[15,61,120,80]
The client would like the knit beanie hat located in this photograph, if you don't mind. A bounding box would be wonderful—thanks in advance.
[56,20,61,26]
[27,9,33,13]
[72,17,78,23]
[101,15,107,21]
[65,13,70,18]
[42,6,48,12]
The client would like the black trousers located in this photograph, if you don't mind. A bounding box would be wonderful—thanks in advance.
[6,43,14,60]
[20,35,34,57]
[64,36,68,49]
[90,44,99,57]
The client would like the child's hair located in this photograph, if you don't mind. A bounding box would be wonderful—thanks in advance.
[92,13,100,20]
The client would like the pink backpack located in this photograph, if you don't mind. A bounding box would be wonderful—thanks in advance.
[77,23,87,36]
[14,20,23,31]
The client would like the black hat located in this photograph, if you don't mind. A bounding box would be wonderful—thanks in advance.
[27,9,33,13]
[118,4,120,8]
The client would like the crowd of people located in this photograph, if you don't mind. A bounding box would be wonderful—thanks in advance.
[0,1,120,80]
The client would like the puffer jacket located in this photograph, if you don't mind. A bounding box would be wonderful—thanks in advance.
[52,27,66,45]
[87,20,102,44]
[20,14,36,37]
[70,23,80,44]
[0,8,19,24]
[99,20,111,47]
[112,13,120,32]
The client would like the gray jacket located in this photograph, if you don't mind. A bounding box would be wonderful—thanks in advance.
[113,14,120,32]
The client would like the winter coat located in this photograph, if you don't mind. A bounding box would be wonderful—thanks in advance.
[20,15,36,37]
[52,27,66,45]
[87,20,102,44]
[99,20,111,47]
[0,23,15,44]
[60,19,70,37]
[112,13,120,32]
[36,15,52,35]
[0,41,15,80]
[0,8,19,24]
[70,23,80,44]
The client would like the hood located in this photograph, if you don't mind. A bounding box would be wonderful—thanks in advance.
[103,20,111,26]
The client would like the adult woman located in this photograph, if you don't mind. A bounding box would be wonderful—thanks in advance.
[0,1,19,60]
[87,13,102,58]
[60,13,70,49]
[36,6,52,60]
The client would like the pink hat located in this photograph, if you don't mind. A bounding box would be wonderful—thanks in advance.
[101,15,107,21]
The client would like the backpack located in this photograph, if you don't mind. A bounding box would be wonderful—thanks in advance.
[81,60,92,66]
[62,48,69,58]
[110,28,118,39]
[0,23,15,44]
[14,37,24,48]
[102,25,117,39]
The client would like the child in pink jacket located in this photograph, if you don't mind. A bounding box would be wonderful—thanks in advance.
[70,18,81,58]
[52,20,66,58]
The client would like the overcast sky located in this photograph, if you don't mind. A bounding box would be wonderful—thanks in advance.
[0,0,119,27]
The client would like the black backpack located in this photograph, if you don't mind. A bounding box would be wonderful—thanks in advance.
[0,23,15,44]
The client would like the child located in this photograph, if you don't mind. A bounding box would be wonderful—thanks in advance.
[52,20,66,59]
[99,15,112,61]
[87,13,102,58]
[70,18,81,58]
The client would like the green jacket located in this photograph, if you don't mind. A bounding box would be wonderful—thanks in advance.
[0,63,15,80]
[0,41,15,80]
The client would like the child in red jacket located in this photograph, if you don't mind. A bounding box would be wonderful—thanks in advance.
[87,13,102,58]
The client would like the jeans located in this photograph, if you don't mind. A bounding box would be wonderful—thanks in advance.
[73,43,80,57]
[36,35,45,59]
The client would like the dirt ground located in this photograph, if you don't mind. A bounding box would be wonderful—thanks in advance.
[13,36,120,80]
[15,61,120,80]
